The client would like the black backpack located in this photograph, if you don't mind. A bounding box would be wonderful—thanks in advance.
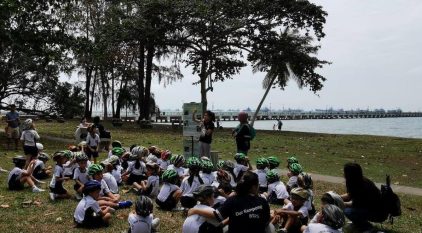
[381,175,401,223]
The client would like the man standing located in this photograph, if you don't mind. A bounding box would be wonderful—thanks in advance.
[277,119,283,131]
[6,104,20,150]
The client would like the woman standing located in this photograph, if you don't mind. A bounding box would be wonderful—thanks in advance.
[192,110,215,158]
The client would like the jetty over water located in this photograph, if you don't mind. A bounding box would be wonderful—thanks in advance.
[155,110,422,123]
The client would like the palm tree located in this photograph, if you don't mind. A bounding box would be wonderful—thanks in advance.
[249,29,329,126]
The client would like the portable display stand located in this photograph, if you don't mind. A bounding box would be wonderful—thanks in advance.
[182,102,202,159]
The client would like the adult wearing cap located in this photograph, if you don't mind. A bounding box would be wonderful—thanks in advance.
[5,104,20,151]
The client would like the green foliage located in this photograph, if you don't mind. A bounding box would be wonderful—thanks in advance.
[48,82,85,118]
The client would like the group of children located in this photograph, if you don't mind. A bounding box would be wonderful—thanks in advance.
[6,135,347,233]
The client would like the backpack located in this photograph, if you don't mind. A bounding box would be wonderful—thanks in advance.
[381,175,401,224]
[245,124,256,140]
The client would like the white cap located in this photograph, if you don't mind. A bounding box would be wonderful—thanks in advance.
[36,143,44,150]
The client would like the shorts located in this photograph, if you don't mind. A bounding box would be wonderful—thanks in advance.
[7,127,20,139]
[268,191,285,205]
[86,150,99,159]
[50,181,68,195]
[23,145,38,157]
[156,190,177,210]
[33,171,49,180]
[8,174,24,190]
[126,174,146,185]
[75,207,108,229]
[74,183,82,192]
[180,196,197,209]
[259,186,268,193]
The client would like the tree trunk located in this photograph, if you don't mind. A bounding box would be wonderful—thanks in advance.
[111,67,115,117]
[143,45,154,120]
[89,68,98,118]
[200,59,208,114]
[84,66,92,118]
[100,68,108,120]
[250,76,276,127]
[137,42,145,121]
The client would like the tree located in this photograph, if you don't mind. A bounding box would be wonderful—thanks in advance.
[249,28,330,126]
[48,82,85,118]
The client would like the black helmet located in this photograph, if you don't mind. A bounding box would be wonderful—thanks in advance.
[193,185,215,199]
[12,155,26,166]
[83,180,101,194]
[135,195,153,217]
[38,152,50,161]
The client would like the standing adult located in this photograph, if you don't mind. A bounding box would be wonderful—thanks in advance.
[341,162,387,231]
[232,112,253,155]
[277,120,283,131]
[192,110,215,158]
[6,104,20,151]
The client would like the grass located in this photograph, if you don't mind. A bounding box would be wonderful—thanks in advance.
[0,121,421,232]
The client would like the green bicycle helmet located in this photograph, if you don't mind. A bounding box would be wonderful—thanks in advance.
[256,158,269,168]
[112,147,125,157]
[267,156,280,168]
[201,159,214,173]
[171,154,185,166]
[234,152,247,162]
[289,162,303,175]
[75,152,88,162]
[186,157,202,170]
[287,156,299,165]
[222,160,235,171]
[63,150,73,159]
[216,160,225,170]
[38,152,50,161]
[266,170,280,183]
[162,169,178,183]
[88,164,104,176]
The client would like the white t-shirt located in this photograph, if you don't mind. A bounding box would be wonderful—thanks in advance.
[128,213,153,233]
[254,169,268,188]
[8,167,23,183]
[200,172,215,185]
[287,176,298,188]
[157,159,170,170]
[33,160,45,171]
[267,181,289,200]
[74,195,101,223]
[167,164,186,177]
[127,161,146,176]
[283,202,309,218]
[100,179,111,196]
[86,133,100,147]
[103,172,119,194]
[304,223,342,233]
[73,167,90,184]
[182,204,220,233]
[112,166,123,184]
[304,189,314,211]
[181,176,203,197]
[50,165,64,188]
[157,183,179,202]
[233,163,248,179]
[146,175,160,198]
[63,161,78,177]
[20,130,40,146]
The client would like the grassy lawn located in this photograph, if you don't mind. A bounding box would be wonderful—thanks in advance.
[1,121,421,232]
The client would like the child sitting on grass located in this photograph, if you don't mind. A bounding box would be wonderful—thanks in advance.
[108,140,123,158]
[101,159,119,195]
[167,154,187,182]
[308,191,345,225]
[254,157,269,193]
[297,173,316,218]
[73,153,90,200]
[108,155,123,185]
[128,196,160,233]
[267,156,280,171]
[200,159,215,185]
[181,157,205,209]
[158,150,172,171]
[303,204,345,233]
[32,152,51,180]
[286,162,303,192]
[8,156,44,192]
[123,148,148,185]
[49,151,72,201]
[133,162,160,198]
[233,153,252,182]
[156,169,182,211]
[265,170,289,205]
[274,187,309,233]
[74,180,113,228]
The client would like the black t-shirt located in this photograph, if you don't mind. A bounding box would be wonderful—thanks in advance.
[199,121,215,144]
[214,195,270,233]
[350,177,383,212]
[235,124,251,152]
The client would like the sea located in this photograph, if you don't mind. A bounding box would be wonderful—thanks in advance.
[216,117,422,139]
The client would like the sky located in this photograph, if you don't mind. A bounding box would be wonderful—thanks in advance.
[64,1,422,112]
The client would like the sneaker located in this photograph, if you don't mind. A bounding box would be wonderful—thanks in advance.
[0,167,8,173]
[35,179,46,184]
[32,187,45,193]
[172,206,184,211]
[75,193,82,200]
[49,192,56,201]
[152,218,160,230]
[118,200,133,209]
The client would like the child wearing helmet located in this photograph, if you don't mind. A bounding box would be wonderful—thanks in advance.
[286,156,299,168]
[122,148,147,185]
[182,185,222,233]
[157,150,172,171]
[254,158,269,193]
[267,156,280,171]
[20,118,40,168]
[74,180,113,228]
[303,204,345,233]
[180,157,205,209]
[200,159,215,185]
[63,151,79,179]
[32,152,51,180]
[108,155,123,185]
[107,140,123,158]
[167,154,188,183]
[101,159,119,195]
[274,187,309,233]
[298,173,316,218]
[85,125,100,164]
[8,156,45,192]
[220,160,237,188]
[73,153,90,200]
[128,196,160,233]
[49,151,72,201]
[133,162,160,198]
[265,170,289,205]
[233,153,252,183]
[309,191,345,226]
[156,169,183,211]
[287,162,303,193]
